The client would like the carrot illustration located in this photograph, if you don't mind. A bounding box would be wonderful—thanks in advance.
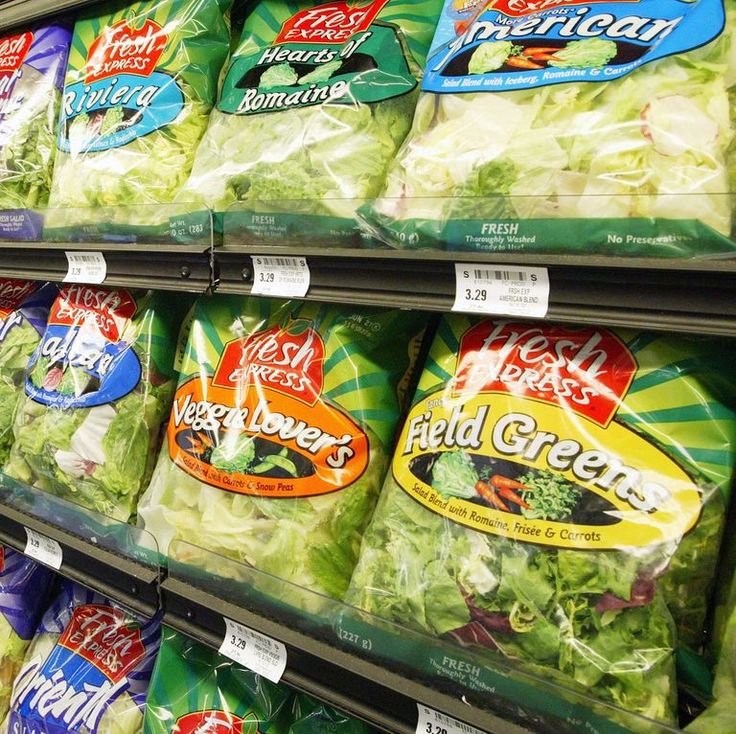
[497,487,530,509]
[475,480,509,511]
[507,56,543,70]
[490,475,530,492]
[198,433,215,448]
[184,436,205,453]
[528,53,561,62]
[522,47,560,56]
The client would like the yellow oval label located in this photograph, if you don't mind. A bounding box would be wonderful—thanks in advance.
[393,392,702,549]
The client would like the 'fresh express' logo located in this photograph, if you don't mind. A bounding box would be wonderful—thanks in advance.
[85,18,166,83]
[212,320,325,405]
[0,31,32,72]
[274,0,389,44]
[176,710,262,734]
[49,286,136,343]
[0,279,35,318]
[10,604,146,734]
[58,605,145,681]
[0,31,33,108]
[451,320,637,427]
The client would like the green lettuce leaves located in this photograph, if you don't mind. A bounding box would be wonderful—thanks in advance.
[175,0,442,239]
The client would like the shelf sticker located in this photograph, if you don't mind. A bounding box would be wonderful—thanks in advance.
[219,617,287,683]
[251,255,310,298]
[23,527,63,570]
[416,705,484,734]
[452,264,549,318]
[64,252,107,284]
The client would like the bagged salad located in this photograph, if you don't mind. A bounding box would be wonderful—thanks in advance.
[0,546,54,721]
[176,0,442,243]
[4,285,185,522]
[0,280,57,465]
[138,295,426,598]
[347,316,736,724]
[289,694,375,734]
[361,0,736,255]
[0,24,70,217]
[143,626,293,734]
[1,579,161,734]
[46,0,231,226]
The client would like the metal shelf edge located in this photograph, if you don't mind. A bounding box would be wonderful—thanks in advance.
[0,501,160,617]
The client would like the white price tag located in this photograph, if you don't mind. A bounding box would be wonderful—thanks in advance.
[64,252,107,284]
[453,264,549,318]
[24,528,62,570]
[219,618,287,683]
[416,706,484,734]
[251,256,310,298]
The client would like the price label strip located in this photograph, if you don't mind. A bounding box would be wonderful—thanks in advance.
[24,527,63,570]
[64,252,107,284]
[219,617,287,684]
[453,264,549,318]
[416,706,484,734]
[251,256,310,298]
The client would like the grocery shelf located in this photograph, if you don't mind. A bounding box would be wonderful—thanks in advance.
[0,475,161,617]
[161,574,535,734]
[0,240,212,294]
[216,245,736,337]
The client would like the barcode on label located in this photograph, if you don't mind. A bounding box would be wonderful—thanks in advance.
[251,255,310,298]
[258,256,304,268]
[474,269,528,281]
[72,255,100,262]
[453,263,549,318]
[416,705,484,734]
[64,251,107,284]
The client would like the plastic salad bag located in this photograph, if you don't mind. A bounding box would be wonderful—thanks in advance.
[138,295,426,598]
[0,280,57,465]
[46,0,232,229]
[361,0,736,256]
[176,0,442,243]
[347,316,736,723]
[4,285,185,522]
[289,694,376,734]
[0,24,70,216]
[0,546,54,721]
[143,626,292,734]
[1,579,161,734]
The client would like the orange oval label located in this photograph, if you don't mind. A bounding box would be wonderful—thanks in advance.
[168,377,369,498]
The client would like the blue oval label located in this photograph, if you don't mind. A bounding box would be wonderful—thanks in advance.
[58,71,184,152]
